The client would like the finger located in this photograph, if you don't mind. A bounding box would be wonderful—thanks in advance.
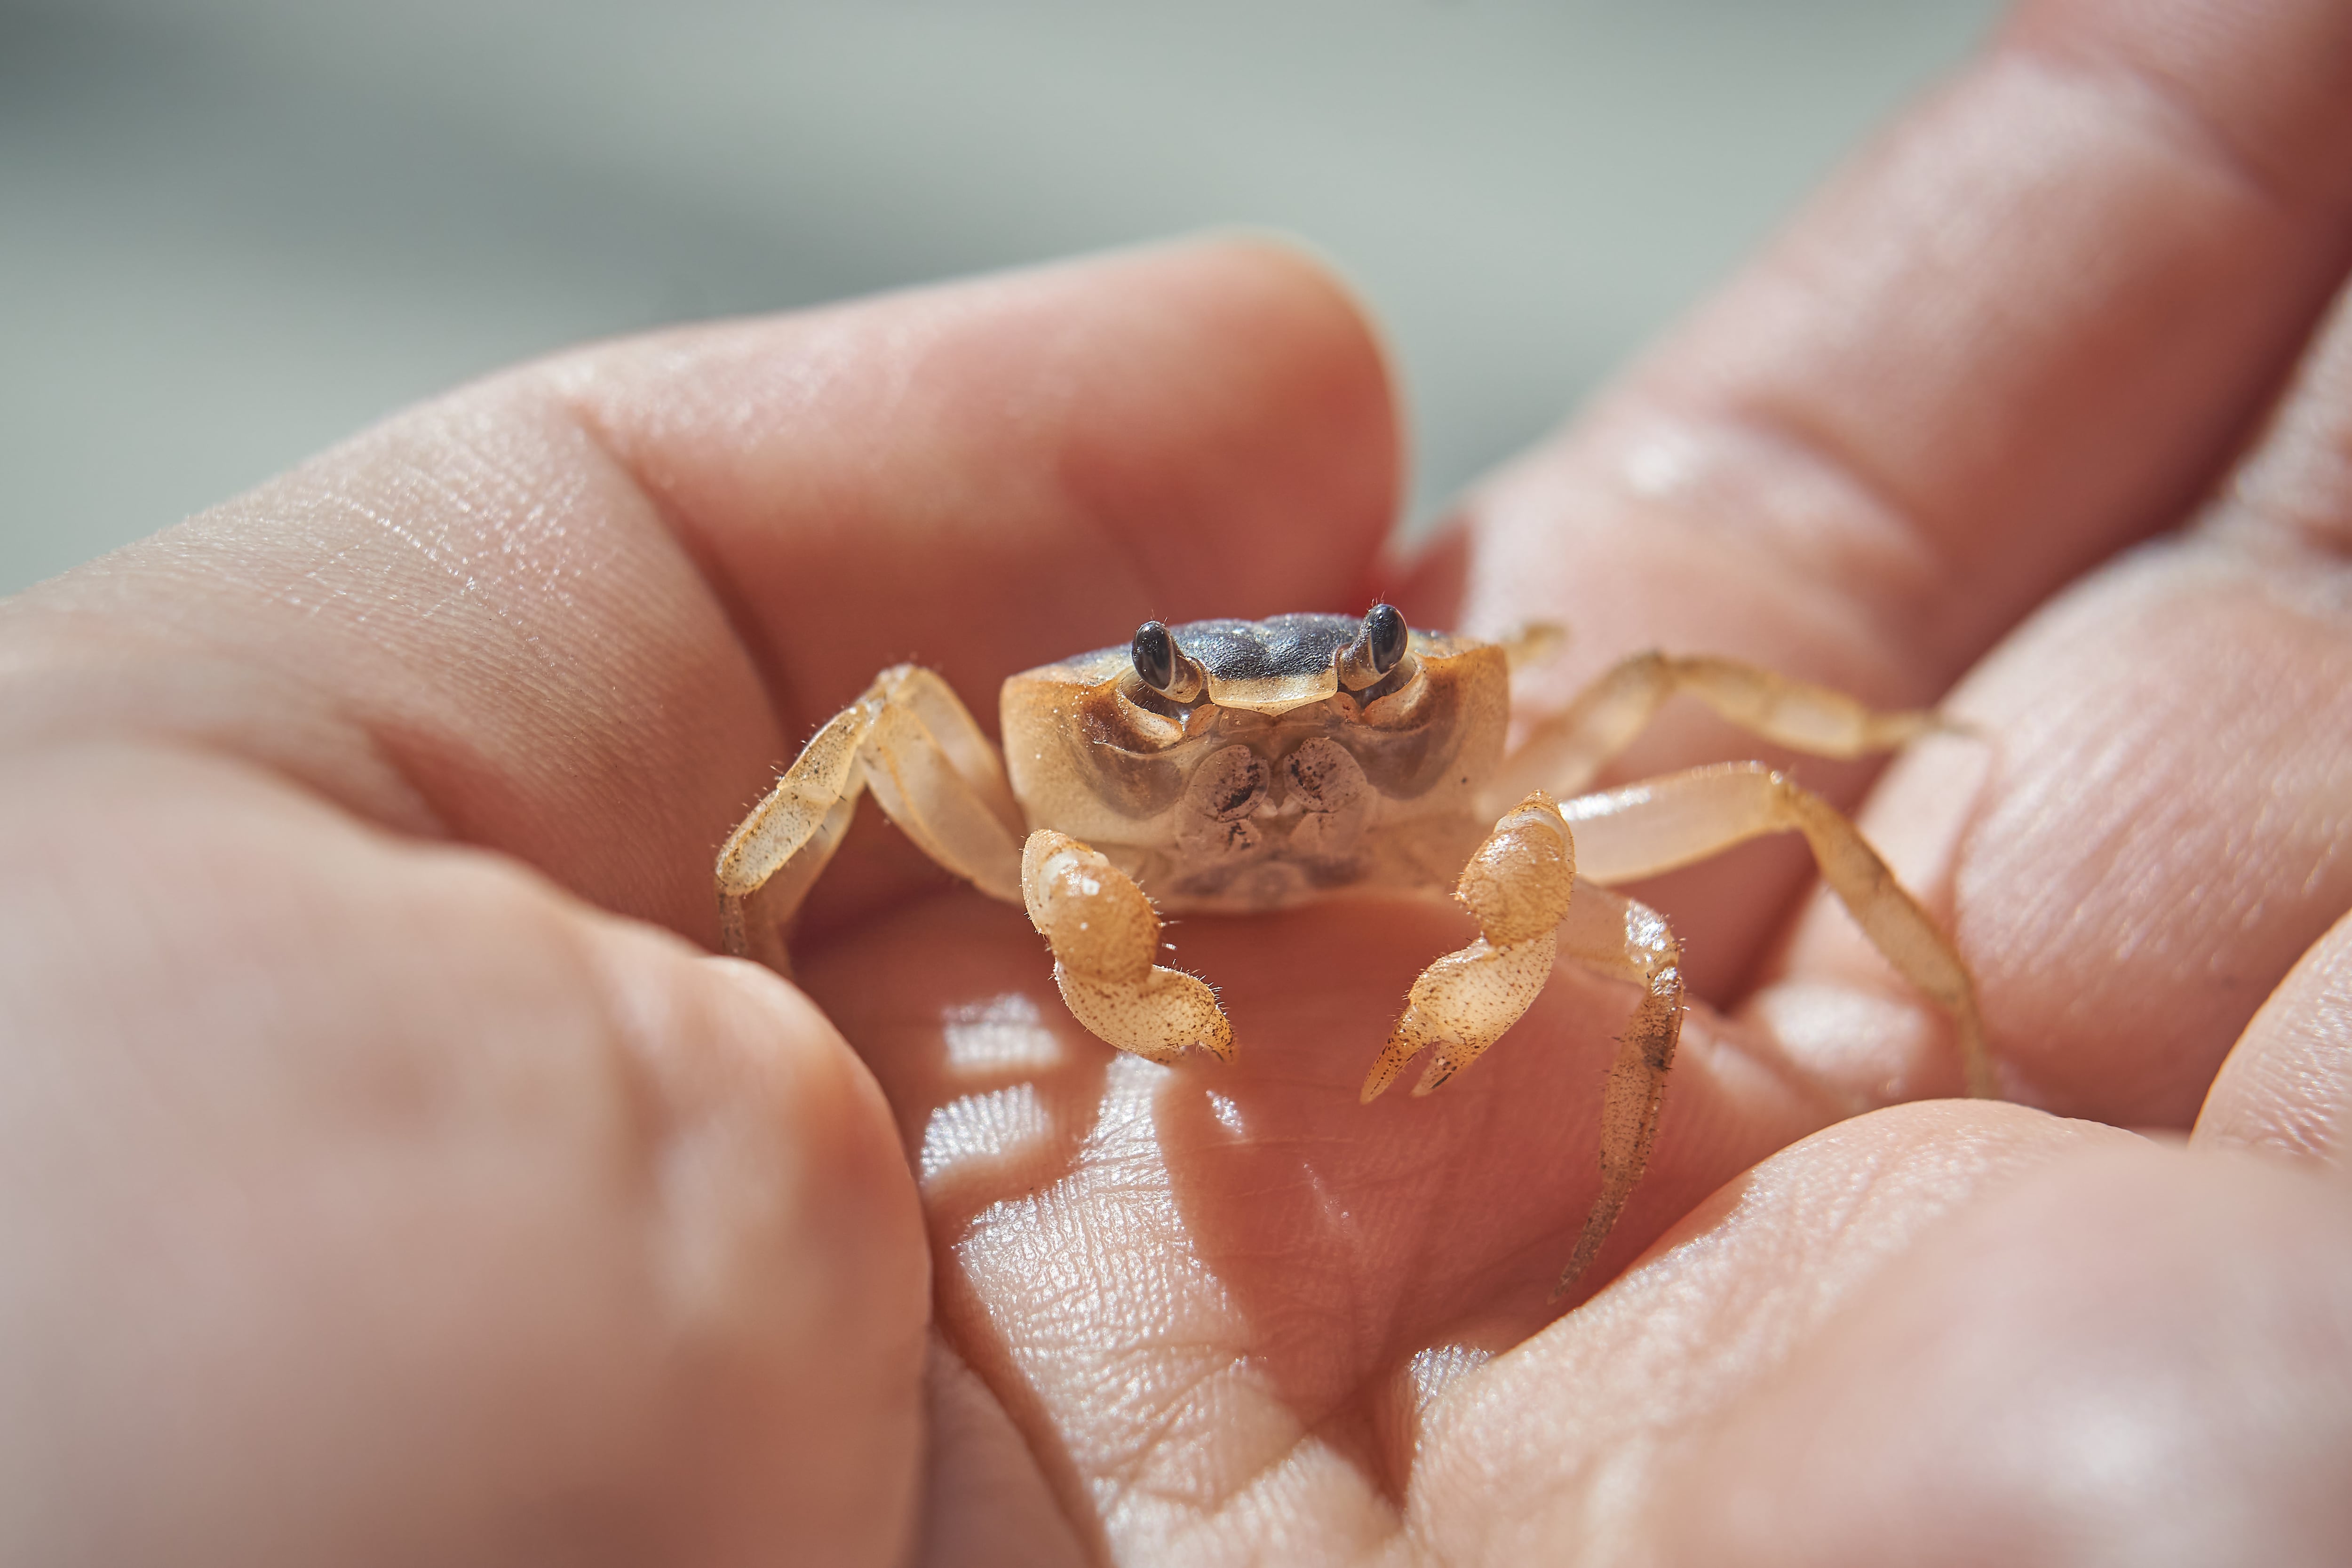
[1399,1102,2139,1559]
[0,742,927,1565]
[1413,0,2352,993]
[1757,536,2352,1117]
[0,240,1398,946]
[1651,1147,2352,1567]
[2195,909,2352,1172]
[1456,0,2352,681]
[561,241,1398,723]
[2175,280,2352,1154]
[1764,272,2352,1121]
[2212,272,2352,562]
[908,1337,1090,1568]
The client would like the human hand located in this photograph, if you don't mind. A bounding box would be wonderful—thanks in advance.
[0,238,1401,1566]
[814,0,2352,1558]
[7,2,2352,1566]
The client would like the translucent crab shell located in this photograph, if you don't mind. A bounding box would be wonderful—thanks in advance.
[997,613,1510,906]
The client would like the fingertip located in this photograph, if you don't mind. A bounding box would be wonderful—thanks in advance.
[1155,227,1403,465]
[623,943,929,1331]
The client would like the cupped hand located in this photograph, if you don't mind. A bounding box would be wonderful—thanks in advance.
[8,1,2352,1565]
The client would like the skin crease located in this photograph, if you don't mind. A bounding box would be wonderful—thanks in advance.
[2,6,2352,1568]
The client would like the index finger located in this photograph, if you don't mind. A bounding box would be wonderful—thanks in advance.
[0,241,1399,945]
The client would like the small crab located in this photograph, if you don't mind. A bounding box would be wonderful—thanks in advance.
[718,607,1990,1292]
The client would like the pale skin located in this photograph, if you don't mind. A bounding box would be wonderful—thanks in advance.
[3,2,2352,1565]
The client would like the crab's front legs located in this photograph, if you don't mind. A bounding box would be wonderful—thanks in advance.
[1021,832,1234,1066]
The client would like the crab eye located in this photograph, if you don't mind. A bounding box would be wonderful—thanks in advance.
[1336,603,1414,692]
[1131,619,1180,692]
[1364,603,1407,675]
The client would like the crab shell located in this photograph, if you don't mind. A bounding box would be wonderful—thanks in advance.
[1001,614,1510,913]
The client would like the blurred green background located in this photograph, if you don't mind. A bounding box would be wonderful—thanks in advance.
[0,0,2001,595]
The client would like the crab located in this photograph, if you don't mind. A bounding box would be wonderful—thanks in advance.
[717,606,1990,1293]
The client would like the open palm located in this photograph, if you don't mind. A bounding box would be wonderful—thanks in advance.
[8,4,2352,1565]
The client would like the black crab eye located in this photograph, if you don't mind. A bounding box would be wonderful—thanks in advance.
[1364,603,1407,675]
[1131,619,1180,692]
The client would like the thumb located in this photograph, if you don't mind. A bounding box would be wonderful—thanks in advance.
[0,741,928,1566]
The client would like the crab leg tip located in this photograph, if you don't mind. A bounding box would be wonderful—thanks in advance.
[1359,1025,1429,1102]
[1552,1231,1608,1302]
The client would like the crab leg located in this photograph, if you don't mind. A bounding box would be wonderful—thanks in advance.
[1563,760,1992,1097]
[1361,794,1686,1292]
[717,665,1025,971]
[1494,620,1567,670]
[1551,881,1685,1295]
[1362,792,1581,1102]
[1021,831,1234,1065]
[1498,650,1947,799]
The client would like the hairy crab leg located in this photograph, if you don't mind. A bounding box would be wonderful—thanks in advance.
[1020,830,1234,1066]
[1563,761,1992,1097]
[1494,620,1567,671]
[1362,792,1580,1102]
[1497,650,1950,800]
[1551,881,1685,1295]
[1363,793,1689,1294]
[717,664,1026,971]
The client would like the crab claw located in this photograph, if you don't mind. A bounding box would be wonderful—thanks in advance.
[1022,830,1235,1065]
[1361,937,1557,1102]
